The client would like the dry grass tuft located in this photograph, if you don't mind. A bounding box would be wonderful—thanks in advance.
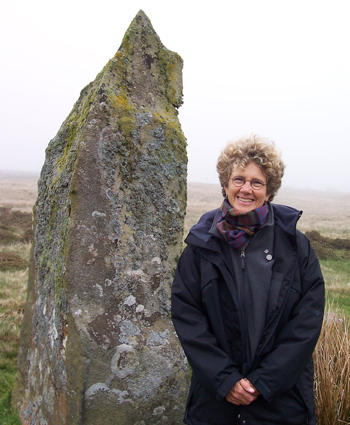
[0,269,28,312]
[306,230,350,261]
[314,307,350,424]
[0,230,22,245]
[0,253,28,272]
[0,207,33,246]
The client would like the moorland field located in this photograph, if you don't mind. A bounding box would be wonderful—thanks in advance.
[1,170,350,237]
[0,171,349,424]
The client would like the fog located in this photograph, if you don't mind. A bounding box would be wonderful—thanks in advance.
[1,0,349,192]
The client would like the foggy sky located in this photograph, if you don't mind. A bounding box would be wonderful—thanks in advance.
[1,0,349,192]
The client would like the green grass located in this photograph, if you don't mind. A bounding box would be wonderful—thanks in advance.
[0,207,32,424]
[321,258,350,318]
[326,290,350,318]
[0,268,28,424]
[0,370,21,425]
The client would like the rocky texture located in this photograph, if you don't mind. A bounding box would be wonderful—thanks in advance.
[12,10,189,425]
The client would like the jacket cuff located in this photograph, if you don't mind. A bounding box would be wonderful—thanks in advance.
[216,370,243,401]
[246,371,275,401]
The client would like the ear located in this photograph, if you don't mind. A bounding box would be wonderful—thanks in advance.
[265,194,271,202]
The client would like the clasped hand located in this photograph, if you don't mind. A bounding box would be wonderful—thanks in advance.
[225,378,260,405]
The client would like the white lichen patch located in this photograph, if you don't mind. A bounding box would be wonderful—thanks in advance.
[147,330,170,347]
[120,320,140,336]
[48,313,58,349]
[62,334,68,351]
[119,320,141,344]
[126,269,147,283]
[111,389,133,404]
[153,406,166,415]
[124,295,136,306]
[85,383,107,398]
[136,304,144,313]
[92,211,106,218]
[151,257,161,265]
[87,244,98,264]
[94,283,103,297]
[111,344,139,378]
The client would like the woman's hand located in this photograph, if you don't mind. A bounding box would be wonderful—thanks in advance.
[225,378,260,405]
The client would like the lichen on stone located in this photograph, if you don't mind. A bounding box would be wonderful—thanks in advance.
[13,9,190,425]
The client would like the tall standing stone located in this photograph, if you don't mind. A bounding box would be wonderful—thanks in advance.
[13,10,189,424]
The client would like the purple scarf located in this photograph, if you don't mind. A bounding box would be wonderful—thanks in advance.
[217,198,269,250]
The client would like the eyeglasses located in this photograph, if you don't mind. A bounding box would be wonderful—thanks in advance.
[230,177,267,190]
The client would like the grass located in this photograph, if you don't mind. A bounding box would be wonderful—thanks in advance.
[0,192,31,423]
[314,305,350,424]
[0,269,27,425]
[320,258,350,318]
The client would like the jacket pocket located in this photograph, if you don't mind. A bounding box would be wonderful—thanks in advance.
[274,272,303,334]
[288,273,303,311]
[243,384,309,424]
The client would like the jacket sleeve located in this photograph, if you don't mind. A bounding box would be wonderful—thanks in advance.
[171,245,243,399]
[246,232,325,401]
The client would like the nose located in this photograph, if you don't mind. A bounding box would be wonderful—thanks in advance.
[239,180,252,192]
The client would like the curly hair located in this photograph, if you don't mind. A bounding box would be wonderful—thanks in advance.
[216,134,285,202]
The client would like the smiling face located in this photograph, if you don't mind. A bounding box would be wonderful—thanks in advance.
[225,162,270,213]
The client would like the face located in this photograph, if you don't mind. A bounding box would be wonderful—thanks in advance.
[225,162,270,213]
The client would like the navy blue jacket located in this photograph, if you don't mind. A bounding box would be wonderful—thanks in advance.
[171,204,324,425]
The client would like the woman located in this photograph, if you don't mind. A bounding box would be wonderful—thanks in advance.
[171,135,324,425]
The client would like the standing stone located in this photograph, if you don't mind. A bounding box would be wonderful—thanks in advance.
[12,10,189,425]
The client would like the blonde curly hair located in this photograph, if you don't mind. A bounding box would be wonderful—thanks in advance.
[216,134,285,202]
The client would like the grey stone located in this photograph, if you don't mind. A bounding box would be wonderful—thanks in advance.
[12,9,189,424]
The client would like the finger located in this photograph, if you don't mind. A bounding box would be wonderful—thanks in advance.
[240,378,256,393]
[226,388,257,405]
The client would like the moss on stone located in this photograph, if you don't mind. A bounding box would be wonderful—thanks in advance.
[15,10,189,424]
[107,88,137,144]
[156,48,183,107]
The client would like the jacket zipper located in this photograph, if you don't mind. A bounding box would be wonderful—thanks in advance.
[240,250,246,270]
[240,250,249,374]
[206,248,250,374]
[253,266,297,366]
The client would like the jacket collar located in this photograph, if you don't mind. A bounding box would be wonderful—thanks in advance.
[185,203,302,250]
[272,203,303,235]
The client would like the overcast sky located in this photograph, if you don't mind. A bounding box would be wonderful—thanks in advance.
[1,0,349,192]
